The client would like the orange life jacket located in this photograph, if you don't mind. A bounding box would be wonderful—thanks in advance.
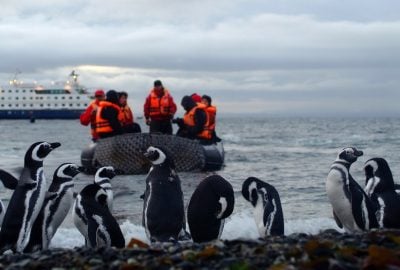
[89,101,100,139]
[205,105,217,131]
[95,101,121,134]
[183,104,212,140]
[149,89,172,117]
[119,105,134,126]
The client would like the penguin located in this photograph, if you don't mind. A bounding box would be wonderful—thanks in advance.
[187,174,235,243]
[94,166,116,212]
[363,157,400,229]
[242,177,284,237]
[0,170,19,226]
[24,163,81,252]
[0,141,61,253]
[326,147,379,232]
[77,184,125,248]
[142,146,185,242]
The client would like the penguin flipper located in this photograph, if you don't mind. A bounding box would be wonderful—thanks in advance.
[0,169,18,190]
[333,210,343,229]
[87,220,99,248]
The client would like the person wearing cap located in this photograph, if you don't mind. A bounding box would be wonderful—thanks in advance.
[173,95,212,142]
[143,80,177,134]
[118,91,141,133]
[191,93,202,103]
[95,90,124,138]
[80,89,105,141]
[201,95,221,143]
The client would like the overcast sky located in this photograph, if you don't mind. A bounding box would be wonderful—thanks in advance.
[1,0,400,116]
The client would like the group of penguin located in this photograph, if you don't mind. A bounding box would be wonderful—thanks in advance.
[326,147,400,232]
[0,142,285,254]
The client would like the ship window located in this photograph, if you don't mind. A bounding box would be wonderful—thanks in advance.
[1,97,4,100]
[30,104,33,107]
[22,89,26,93]
[76,96,80,99]
[22,97,26,100]
[8,90,12,93]
[69,97,73,100]
[40,104,44,107]
[62,104,65,107]
[30,97,33,100]
[8,97,11,100]
[40,97,43,100]
[36,97,39,100]
[48,104,51,107]
[15,97,19,100]
[16,90,19,93]
[1,90,4,93]
[61,97,65,100]
[15,104,19,107]
[54,104,58,107]
[84,103,88,106]
[8,104,12,107]
[54,96,58,100]
[0,104,3,107]
[30,90,34,93]
[22,104,26,107]
[69,104,73,107]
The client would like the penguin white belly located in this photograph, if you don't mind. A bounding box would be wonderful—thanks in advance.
[326,170,360,232]
[73,197,88,239]
[253,199,266,237]
[45,192,74,245]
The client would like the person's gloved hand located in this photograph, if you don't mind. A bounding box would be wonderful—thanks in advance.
[145,118,151,126]
[172,118,184,128]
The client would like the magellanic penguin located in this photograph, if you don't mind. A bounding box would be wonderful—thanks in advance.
[242,177,284,237]
[78,184,125,248]
[0,141,61,254]
[326,147,379,232]
[0,170,19,226]
[187,174,235,243]
[142,146,185,242]
[364,157,400,229]
[24,163,82,252]
[94,166,116,212]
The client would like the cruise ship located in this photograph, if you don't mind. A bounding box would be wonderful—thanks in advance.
[0,71,93,119]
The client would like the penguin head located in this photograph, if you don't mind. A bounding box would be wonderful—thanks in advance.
[95,166,116,181]
[25,141,61,165]
[80,184,108,207]
[144,146,175,170]
[364,158,395,194]
[242,177,261,207]
[53,163,82,181]
[337,147,363,164]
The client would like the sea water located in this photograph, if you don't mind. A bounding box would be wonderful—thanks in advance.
[1,116,400,248]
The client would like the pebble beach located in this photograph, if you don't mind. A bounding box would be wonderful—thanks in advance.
[1,229,400,269]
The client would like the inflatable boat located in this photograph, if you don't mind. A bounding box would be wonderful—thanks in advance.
[80,133,224,174]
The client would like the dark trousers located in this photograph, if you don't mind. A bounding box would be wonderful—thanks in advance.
[150,119,173,135]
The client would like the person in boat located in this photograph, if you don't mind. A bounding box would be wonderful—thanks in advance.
[173,95,213,143]
[201,95,221,143]
[143,80,177,135]
[118,91,141,133]
[95,90,124,139]
[80,89,105,141]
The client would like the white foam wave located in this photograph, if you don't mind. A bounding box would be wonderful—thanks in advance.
[50,211,343,249]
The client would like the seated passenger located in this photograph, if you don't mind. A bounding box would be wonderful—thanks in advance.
[118,91,141,133]
[174,96,212,142]
[80,89,105,141]
[95,90,124,139]
[201,95,221,143]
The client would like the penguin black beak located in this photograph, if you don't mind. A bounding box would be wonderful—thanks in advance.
[50,142,61,149]
[355,150,363,157]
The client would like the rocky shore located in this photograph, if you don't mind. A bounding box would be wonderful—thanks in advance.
[1,229,400,269]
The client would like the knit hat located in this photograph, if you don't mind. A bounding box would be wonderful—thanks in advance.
[95,89,105,97]
[154,80,163,87]
[191,93,202,103]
